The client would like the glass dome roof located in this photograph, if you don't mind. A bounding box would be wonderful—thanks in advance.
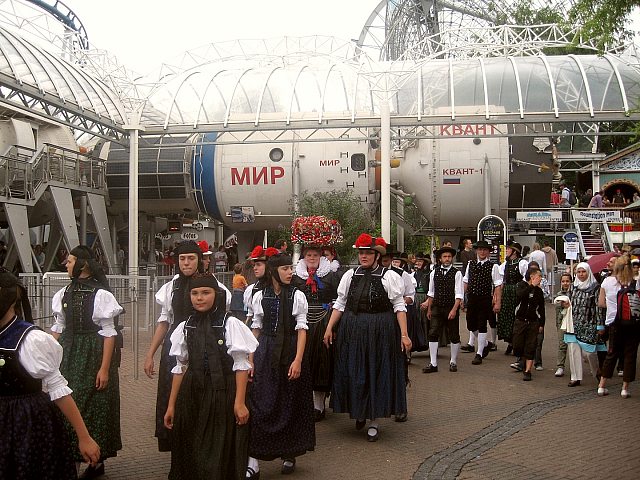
[0,26,127,130]
[143,51,640,129]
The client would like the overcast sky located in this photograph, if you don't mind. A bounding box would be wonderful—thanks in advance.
[72,0,380,73]
[70,1,639,74]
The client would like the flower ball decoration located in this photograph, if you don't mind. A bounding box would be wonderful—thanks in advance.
[291,216,343,246]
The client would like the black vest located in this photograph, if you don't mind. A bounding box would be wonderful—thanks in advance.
[433,266,458,307]
[504,259,524,286]
[62,280,100,335]
[291,271,339,306]
[346,265,393,314]
[468,260,495,297]
[414,269,428,293]
[184,310,234,391]
[260,285,298,368]
[0,317,42,396]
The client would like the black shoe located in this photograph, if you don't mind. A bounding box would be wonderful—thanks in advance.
[422,363,438,373]
[482,345,490,358]
[246,467,260,480]
[504,345,513,355]
[281,458,296,475]
[523,371,532,381]
[568,380,581,387]
[394,413,408,422]
[314,409,326,422]
[449,363,457,372]
[487,342,498,352]
[460,344,475,353]
[79,463,105,480]
[366,426,379,442]
[472,354,482,365]
[510,362,523,372]
[355,419,366,430]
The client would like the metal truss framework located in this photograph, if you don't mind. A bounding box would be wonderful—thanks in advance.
[0,81,126,141]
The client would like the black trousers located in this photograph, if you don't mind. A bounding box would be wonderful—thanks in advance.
[602,322,640,383]
[428,305,460,344]
[512,318,539,360]
[466,294,492,333]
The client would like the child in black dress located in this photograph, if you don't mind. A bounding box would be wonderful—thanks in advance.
[164,273,257,480]
[0,268,100,480]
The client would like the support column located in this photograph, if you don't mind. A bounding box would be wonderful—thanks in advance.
[79,194,87,245]
[3,203,33,273]
[87,192,116,272]
[380,92,391,242]
[125,112,145,277]
[484,154,491,216]
[397,195,405,252]
[50,186,80,251]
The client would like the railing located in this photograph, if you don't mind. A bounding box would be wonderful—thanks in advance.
[0,143,106,201]
[570,210,587,258]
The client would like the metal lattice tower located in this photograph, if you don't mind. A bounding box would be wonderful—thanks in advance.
[356,0,631,61]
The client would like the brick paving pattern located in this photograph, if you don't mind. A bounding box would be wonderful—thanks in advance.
[96,304,639,479]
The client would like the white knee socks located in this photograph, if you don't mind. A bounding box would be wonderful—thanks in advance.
[477,333,487,356]
[313,391,326,412]
[247,457,259,476]
[450,342,460,365]
[489,327,497,344]
[429,342,439,366]
[468,330,477,347]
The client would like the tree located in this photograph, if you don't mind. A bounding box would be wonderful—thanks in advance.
[569,0,638,51]
[268,189,375,263]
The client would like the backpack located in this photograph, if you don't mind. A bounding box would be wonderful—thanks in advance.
[615,282,640,324]
[568,190,577,206]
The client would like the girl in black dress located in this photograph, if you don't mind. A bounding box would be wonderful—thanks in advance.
[1,268,100,479]
[246,253,314,478]
[164,273,257,480]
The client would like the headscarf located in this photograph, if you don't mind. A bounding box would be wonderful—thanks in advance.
[69,246,111,292]
[573,262,597,290]
[0,267,33,323]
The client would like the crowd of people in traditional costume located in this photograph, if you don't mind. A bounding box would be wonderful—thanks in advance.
[2,217,640,480]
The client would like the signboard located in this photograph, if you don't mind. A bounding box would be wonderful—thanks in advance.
[562,232,579,243]
[516,211,563,222]
[180,232,199,241]
[230,206,255,223]
[477,215,507,264]
[573,210,621,222]
[563,232,579,260]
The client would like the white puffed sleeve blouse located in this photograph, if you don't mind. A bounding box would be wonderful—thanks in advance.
[51,286,123,337]
[169,315,259,373]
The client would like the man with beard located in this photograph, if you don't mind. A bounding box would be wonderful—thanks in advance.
[144,241,230,452]
[496,242,529,355]
[422,246,464,373]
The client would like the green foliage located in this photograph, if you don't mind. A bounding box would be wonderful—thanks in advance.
[568,0,637,51]
[269,189,374,263]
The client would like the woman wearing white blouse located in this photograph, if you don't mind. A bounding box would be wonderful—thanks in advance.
[1,268,100,479]
[51,246,123,479]
[164,273,257,479]
[597,256,640,398]
[246,253,314,479]
[323,234,411,443]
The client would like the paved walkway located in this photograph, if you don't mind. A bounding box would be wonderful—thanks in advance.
[98,305,639,479]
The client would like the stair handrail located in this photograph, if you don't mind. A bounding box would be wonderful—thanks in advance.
[570,209,587,258]
[601,220,614,252]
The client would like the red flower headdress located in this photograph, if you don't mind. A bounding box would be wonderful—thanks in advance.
[291,215,343,247]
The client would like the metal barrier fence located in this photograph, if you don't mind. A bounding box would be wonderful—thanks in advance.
[19,271,237,380]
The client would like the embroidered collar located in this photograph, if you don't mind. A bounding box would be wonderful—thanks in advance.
[295,256,331,279]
